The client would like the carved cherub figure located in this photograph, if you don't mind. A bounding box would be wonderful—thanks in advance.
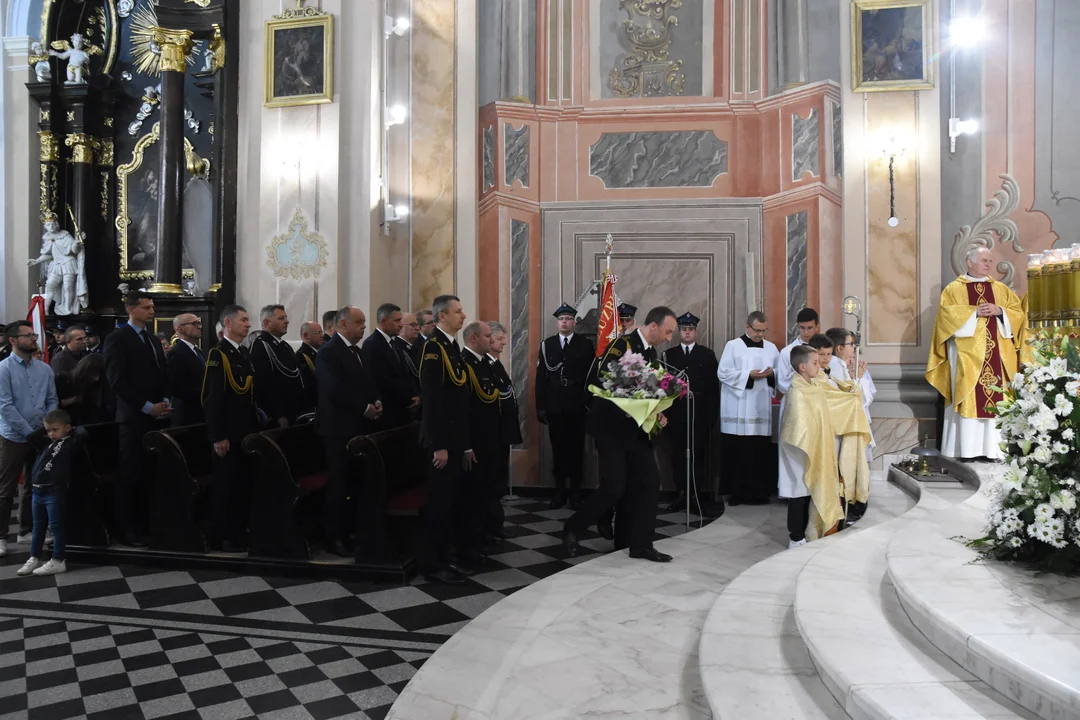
[49,33,102,84]
[29,41,51,82]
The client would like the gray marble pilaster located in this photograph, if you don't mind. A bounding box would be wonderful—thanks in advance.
[831,101,843,179]
[483,126,495,191]
[786,210,808,343]
[504,123,530,188]
[510,219,530,444]
[776,0,809,88]
[501,0,537,102]
[792,109,820,181]
[589,131,728,189]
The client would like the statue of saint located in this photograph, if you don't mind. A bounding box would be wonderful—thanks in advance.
[49,33,100,84]
[28,215,88,316]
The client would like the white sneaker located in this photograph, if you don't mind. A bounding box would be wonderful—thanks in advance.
[17,557,41,576]
[0,539,6,557]
[32,559,66,575]
[16,532,32,544]
[788,538,808,549]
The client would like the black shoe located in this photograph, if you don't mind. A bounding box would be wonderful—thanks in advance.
[550,493,567,510]
[569,491,583,510]
[597,522,614,540]
[629,548,673,563]
[490,528,508,540]
[666,495,687,513]
[563,529,581,557]
[326,540,352,557]
[447,561,478,577]
[481,540,502,556]
[425,569,465,585]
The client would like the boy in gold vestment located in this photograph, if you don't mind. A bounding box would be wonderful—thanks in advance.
[779,345,872,547]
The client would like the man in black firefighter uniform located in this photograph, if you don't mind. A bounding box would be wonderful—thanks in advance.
[460,321,503,556]
[661,312,723,517]
[618,302,638,336]
[202,305,261,552]
[564,306,678,563]
[250,304,305,427]
[535,303,594,509]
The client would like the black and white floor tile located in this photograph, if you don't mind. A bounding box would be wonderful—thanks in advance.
[3,496,713,719]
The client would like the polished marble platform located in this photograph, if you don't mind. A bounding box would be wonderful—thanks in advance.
[388,473,915,720]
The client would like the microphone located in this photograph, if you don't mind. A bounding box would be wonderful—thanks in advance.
[654,356,692,398]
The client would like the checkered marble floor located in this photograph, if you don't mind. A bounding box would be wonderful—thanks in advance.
[3,496,713,719]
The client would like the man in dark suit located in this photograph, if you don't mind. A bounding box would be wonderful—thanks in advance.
[250,304,305,427]
[661,312,723,517]
[460,321,501,558]
[321,309,337,345]
[486,321,521,541]
[103,291,171,546]
[315,306,383,556]
[394,312,422,399]
[416,309,435,345]
[564,306,679,563]
[362,303,419,429]
[50,325,87,377]
[418,295,471,584]
[202,305,260,552]
[167,313,206,427]
[295,320,323,414]
[535,304,595,509]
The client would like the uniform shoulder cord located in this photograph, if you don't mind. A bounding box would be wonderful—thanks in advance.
[467,364,500,404]
[201,347,252,404]
[419,340,468,387]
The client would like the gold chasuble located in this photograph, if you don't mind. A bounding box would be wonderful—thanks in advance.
[780,375,872,538]
[926,276,1024,419]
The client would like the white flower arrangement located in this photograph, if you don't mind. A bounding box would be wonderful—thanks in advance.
[970,335,1080,572]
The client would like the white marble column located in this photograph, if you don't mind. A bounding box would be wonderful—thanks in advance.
[500,0,534,102]
[1,34,33,320]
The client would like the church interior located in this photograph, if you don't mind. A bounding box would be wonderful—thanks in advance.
[1,0,1078,718]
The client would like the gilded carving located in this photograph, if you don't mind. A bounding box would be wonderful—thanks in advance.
[153,28,195,73]
[609,0,686,98]
[185,0,212,6]
[184,144,210,179]
[951,173,1024,287]
[65,133,99,164]
[38,131,59,162]
[65,110,74,122]
[96,139,114,166]
[104,116,114,127]
[100,171,110,221]
[209,23,225,71]
[40,109,50,122]
[39,164,50,221]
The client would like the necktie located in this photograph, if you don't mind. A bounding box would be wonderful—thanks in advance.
[141,330,160,368]
[684,346,690,357]
[193,345,204,363]
[452,339,460,353]
[563,337,568,350]
[349,344,364,367]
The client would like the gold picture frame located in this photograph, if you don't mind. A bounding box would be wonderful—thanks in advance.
[115,123,204,281]
[264,5,334,108]
[852,0,934,93]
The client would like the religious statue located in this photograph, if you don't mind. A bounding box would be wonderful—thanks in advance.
[28,213,88,317]
[926,246,1026,461]
[49,33,102,85]
[29,41,50,82]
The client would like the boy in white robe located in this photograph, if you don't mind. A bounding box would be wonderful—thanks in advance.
[776,308,820,505]
[717,312,780,504]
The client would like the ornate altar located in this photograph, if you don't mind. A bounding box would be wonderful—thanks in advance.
[26,0,238,346]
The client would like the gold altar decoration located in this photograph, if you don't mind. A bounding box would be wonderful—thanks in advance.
[95,139,114,166]
[130,4,200,76]
[208,23,225,71]
[185,0,212,7]
[40,109,49,122]
[38,131,59,162]
[609,0,686,98]
[100,171,110,221]
[65,133,99,164]
[115,123,202,281]
[265,207,329,281]
[44,1,117,73]
[1028,247,1080,330]
[153,28,195,73]
[39,163,57,222]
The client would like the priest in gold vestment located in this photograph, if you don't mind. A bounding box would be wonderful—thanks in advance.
[926,247,1026,461]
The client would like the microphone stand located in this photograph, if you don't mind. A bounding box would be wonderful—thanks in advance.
[657,356,694,531]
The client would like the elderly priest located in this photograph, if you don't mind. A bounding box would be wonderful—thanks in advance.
[926,246,1025,461]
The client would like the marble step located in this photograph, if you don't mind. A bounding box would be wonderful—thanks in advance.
[699,473,918,720]
[794,472,1039,720]
[888,469,1080,720]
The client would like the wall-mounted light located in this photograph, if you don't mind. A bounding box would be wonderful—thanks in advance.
[947,3,985,156]
[385,15,410,37]
[948,118,979,153]
[385,203,409,223]
[949,15,986,49]
[386,105,408,126]
[881,136,906,228]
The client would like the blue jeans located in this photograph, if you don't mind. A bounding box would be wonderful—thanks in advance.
[31,485,65,561]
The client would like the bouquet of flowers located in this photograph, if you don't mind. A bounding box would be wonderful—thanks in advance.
[969,333,1080,573]
[589,351,689,435]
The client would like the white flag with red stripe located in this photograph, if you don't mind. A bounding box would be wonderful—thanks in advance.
[28,295,48,363]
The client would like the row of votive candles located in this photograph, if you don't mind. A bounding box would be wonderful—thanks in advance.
[1027,245,1080,325]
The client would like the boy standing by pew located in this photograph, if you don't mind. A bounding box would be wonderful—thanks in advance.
[778,345,871,548]
[17,409,86,576]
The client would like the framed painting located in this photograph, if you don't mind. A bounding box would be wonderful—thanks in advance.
[264,7,334,108]
[852,0,934,92]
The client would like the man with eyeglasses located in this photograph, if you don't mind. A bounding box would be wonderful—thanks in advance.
[394,312,422,398]
[717,311,780,506]
[167,313,206,427]
[416,310,436,345]
[0,321,58,557]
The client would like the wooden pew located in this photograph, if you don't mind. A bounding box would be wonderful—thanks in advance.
[347,422,427,563]
[143,425,213,552]
[63,421,116,547]
[242,423,326,560]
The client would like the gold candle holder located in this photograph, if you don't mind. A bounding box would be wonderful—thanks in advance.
[1028,265,1044,326]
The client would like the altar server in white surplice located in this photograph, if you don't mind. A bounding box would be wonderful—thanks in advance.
[718,311,780,505]
[776,308,821,422]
